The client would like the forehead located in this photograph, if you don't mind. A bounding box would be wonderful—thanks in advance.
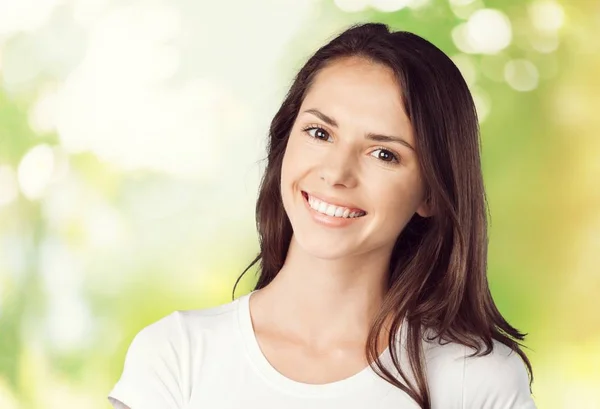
[301,57,412,139]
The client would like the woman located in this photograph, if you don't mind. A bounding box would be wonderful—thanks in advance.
[108,22,537,409]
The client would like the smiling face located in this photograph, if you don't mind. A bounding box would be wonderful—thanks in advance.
[280,56,431,260]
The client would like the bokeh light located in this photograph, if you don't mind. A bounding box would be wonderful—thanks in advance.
[455,9,512,54]
[528,0,565,33]
[370,0,412,13]
[334,0,370,13]
[504,59,540,92]
[17,144,56,200]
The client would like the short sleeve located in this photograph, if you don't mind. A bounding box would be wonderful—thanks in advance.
[108,312,186,409]
[463,343,537,409]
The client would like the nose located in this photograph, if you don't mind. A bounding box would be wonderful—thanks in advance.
[318,143,358,188]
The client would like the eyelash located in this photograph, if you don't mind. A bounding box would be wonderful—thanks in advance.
[301,124,401,165]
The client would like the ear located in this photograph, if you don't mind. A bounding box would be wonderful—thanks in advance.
[416,196,433,218]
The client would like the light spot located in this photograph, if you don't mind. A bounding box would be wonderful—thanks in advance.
[17,144,55,200]
[334,0,370,12]
[504,59,539,92]
[28,85,60,135]
[370,0,412,12]
[451,23,476,54]
[465,9,512,54]
[528,0,565,32]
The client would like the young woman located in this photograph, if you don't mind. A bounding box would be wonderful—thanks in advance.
[108,23,537,409]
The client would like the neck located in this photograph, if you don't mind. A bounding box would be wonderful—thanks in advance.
[252,234,392,350]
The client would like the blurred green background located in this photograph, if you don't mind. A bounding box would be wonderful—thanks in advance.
[0,0,598,408]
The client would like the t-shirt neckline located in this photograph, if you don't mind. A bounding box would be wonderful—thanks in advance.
[236,290,391,398]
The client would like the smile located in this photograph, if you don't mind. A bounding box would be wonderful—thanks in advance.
[301,191,367,227]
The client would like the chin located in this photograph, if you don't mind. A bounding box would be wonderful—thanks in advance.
[292,231,360,260]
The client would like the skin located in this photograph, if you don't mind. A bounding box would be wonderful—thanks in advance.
[250,56,432,384]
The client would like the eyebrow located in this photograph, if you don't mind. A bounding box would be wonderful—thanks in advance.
[302,108,415,151]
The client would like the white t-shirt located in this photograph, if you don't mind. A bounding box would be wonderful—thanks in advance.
[108,291,537,409]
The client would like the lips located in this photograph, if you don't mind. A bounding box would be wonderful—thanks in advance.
[301,191,366,214]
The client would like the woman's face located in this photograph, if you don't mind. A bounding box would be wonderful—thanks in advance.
[280,56,430,260]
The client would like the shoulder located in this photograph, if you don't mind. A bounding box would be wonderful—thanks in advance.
[462,339,528,376]
[177,296,241,331]
[130,298,239,350]
[422,336,536,409]
[108,297,242,409]
[462,340,536,408]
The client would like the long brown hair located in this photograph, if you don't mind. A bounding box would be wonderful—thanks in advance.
[232,22,534,408]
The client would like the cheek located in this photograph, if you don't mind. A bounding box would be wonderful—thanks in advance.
[372,180,423,220]
[281,136,314,180]
[380,197,409,226]
[280,140,306,202]
[372,192,418,242]
[280,149,295,190]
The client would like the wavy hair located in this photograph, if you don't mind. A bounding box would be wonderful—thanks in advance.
[232,22,533,409]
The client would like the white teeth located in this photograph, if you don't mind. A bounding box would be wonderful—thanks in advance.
[306,193,364,219]
[325,205,336,216]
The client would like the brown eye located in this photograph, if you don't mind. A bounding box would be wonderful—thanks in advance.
[370,148,400,164]
[303,126,332,142]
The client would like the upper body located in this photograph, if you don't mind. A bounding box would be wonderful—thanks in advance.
[109,23,538,409]
[107,291,537,409]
